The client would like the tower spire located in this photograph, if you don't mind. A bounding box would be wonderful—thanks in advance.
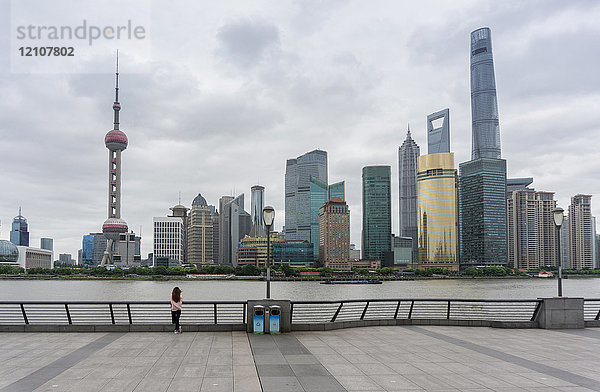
[113,50,120,131]
[407,123,411,137]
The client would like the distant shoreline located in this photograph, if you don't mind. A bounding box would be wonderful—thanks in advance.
[0,274,596,282]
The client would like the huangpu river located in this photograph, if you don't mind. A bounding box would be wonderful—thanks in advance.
[0,277,599,301]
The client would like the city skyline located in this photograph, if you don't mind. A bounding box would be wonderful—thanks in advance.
[1,2,599,257]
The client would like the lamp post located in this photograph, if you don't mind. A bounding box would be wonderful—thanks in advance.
[262,206,275,299]
[553,207,564,297]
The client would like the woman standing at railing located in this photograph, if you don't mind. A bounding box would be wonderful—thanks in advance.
[171,287,183,334]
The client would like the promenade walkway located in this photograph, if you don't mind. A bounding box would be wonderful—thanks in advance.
[0,326,599,391]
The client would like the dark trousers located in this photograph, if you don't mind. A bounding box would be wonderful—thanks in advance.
[171,310,181,330]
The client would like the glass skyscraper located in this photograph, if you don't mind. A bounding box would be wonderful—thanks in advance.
[398,129,420,262]
[417,153,458,270]
[362,166,392,261]
[285,150,328,243]
[250,185,265,237]
[309,177,345,259]
[10,209,29,247]
[470,27,501,160]
[459,158,507,267]
[427,109,450,154]
[459,27,507,268]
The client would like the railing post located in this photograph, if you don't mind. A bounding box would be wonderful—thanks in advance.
[109,303,115,325]
[447,301,451,320]
[408,301,414,319]
[127,304,132,324]
[65,304,72,324]
[531,301,542,322]
[290,303,294,324]
[360,302,369,320]
[331,302,343,322]
[394,301,401,319]
[243,302,247,325]
[214,303,218,324]
[20,303,29,325]
[595,309,600,321]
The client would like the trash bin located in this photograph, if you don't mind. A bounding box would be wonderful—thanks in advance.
[253,305,265,334]
[269,305,281,333]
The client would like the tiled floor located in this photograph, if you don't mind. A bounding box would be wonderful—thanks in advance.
[0,327,599,391]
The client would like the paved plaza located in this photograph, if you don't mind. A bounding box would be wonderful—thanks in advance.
[0,326,599,391]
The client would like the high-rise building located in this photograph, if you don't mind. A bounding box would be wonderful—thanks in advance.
[82,233,107,266]
[218,196,234,264]
[460,27,507,268]
[187,194,214,266]
[220,194,251,266]
[101,55,130,266]
[40,238,53,251]
[398,128,420,263]
[10,208,29,247]
[309,177,345,260]
[318,198,350,270]
[153,217,185,263]
[250,186,266,237]
[459,158,507,267]
[285,150,328,242]
[560,216,570,268]
[169,203,189,263]
[417,153,459,271]
[273,241,314,267]
[470,27,501,160]
[212,210,220,265]
[427,109,450,154]
[362,166,392,261]
[507,185,558,270]
[568,194,593,270]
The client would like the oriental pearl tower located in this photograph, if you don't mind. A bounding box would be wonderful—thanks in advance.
[101,54,129,266]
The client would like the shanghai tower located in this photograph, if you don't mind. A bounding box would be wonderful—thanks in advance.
[470,27,501,160]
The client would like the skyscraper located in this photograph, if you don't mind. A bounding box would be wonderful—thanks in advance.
[187,194,214,266]
[101,55,129,266]
[568,194,593,270]
[417,110,458,271]
[285,150,328,242]
[362,166,392,261]
[250,185,265,237]
[40,238,53,251]
[318,198,350,270]
[220,194,251,266]
[398,128,420,262]
[169,203,189,263]
[507,184,558,270]
[309,177,345,260]
[427,109,450,154]
[459,28,507,268]
[470,27,501,160]
[10,208,29,246]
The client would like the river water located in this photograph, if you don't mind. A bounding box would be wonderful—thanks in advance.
[0,277,599,301]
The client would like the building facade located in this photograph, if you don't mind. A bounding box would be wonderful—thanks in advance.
[427,109,450,154]
[10,209,29,247]
[187,194,214,266]
[362,166,392,261]
[82,233,107,266]
[273,241,314,267]
[417,153,459,271]
[285,150,328,242]
[569,194,593,270]
[169,203,189,263]
[459,158,507,268]
[250,185,266,237]
[398,129,420,263]
[153,217,185,263]
[237,235,285,267]
[507,188,558,270]
[318,198,350,270]
[40,238,53,251]
[16,246,53,269]
[309,177,345,260]
[220,195,251,266]
[470,27,501,160]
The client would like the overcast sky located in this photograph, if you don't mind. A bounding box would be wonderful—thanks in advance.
[1,0,599,258]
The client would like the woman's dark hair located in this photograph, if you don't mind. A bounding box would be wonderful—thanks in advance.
[172,287,181,303]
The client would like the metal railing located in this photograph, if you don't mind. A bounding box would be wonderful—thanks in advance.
[0,301,246,325]
[290,298,542,324]
[584,299,600,321]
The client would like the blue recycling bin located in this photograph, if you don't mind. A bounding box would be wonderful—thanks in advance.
[269,305,281,333]
[253,305,265,334]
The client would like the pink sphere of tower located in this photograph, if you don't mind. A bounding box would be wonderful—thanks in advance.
[102,217,128,241]
[105,129,128,151]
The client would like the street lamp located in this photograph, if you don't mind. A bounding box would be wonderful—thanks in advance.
[553,207,564,297]
[263,206,275,299]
